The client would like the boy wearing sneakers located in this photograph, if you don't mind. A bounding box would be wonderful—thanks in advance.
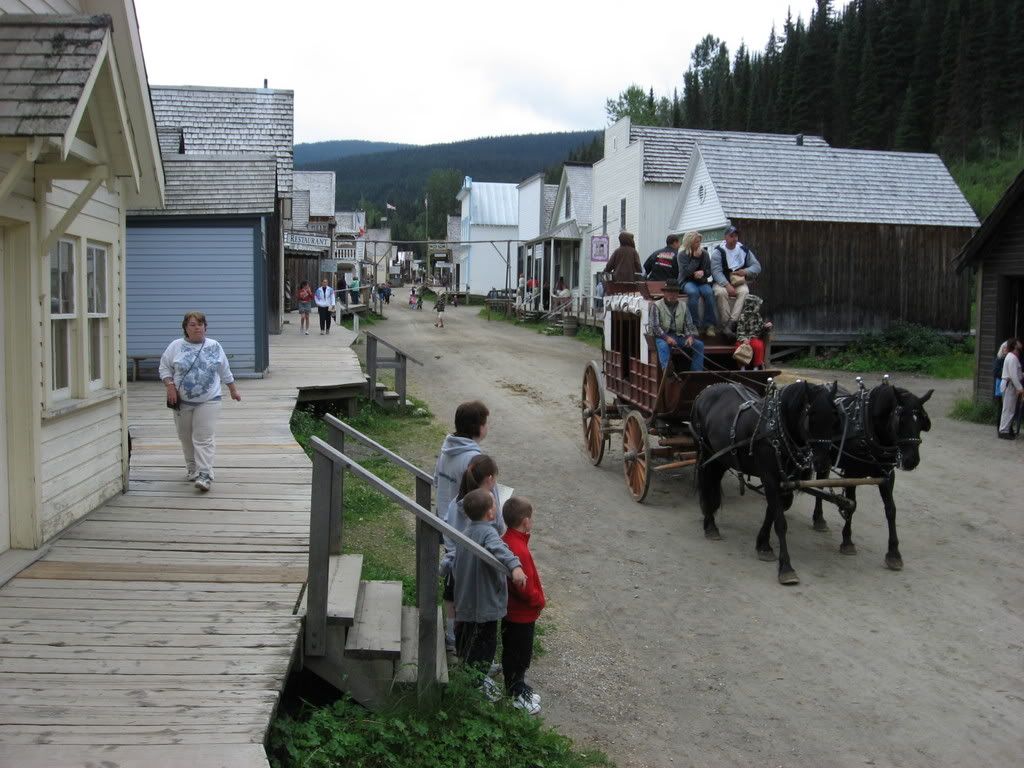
[501,497,546,715]
[453,488,526,699]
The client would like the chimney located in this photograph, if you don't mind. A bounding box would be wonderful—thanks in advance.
[796,133,804,146]
[263,78,268,88]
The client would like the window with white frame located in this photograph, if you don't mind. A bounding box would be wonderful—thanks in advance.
[48,238,112,400]
[49,240,75,397]
[86,243,108,388]
[620,198,626,231]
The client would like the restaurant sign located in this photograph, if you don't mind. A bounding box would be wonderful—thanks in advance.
[285,230,331,252]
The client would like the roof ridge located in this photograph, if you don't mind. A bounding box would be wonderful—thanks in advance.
[0,14,112,27]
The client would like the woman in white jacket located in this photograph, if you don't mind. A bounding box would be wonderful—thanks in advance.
[160,312,241,491]
[999,337,1023,439]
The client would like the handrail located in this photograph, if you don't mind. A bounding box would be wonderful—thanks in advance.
[324,414,432,484]
[365,331,424,366]
[309,436,508,574]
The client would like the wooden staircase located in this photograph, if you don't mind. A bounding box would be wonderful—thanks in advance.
[297,414,506,710]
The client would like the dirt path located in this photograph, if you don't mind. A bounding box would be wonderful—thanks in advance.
[375,302,1023,768]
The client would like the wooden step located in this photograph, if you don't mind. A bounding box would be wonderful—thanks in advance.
[295,554,362,625]
[394,605,449,685]
[380,390,400,402]
[344,580,402,660]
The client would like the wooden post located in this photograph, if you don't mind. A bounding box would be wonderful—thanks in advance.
[325,422,346,556]
[305,451,334,657]
[395,353,407,407]
[366,334,378,403]
[414,475,439,703]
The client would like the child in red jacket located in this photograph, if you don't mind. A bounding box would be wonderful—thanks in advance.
[501,497,546,715]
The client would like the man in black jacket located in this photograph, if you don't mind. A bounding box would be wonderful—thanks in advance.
[643,235,681,281]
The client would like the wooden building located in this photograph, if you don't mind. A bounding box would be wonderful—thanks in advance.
[456,176,518,295]
[954,169,1024,403]
[0,4,165,553]
[669,139,978,340]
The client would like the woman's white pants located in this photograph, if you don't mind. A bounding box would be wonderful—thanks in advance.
[174,400,221,477]
[999,382,1019,434]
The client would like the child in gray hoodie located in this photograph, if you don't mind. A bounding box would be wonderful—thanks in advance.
[454,488,526,688]
[434,401,489,650]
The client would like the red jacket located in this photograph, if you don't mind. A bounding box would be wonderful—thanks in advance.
[502,528,545,623]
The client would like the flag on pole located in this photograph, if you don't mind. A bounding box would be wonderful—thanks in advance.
[386,202,396,211]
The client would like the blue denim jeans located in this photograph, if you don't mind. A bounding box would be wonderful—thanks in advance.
[683,281,717,329]
[655,335,705,371]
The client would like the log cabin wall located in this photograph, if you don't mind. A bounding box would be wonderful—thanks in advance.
[971,202,1024,402]
[733,219,974,335]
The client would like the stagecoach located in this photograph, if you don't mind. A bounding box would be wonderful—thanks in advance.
[580,280,780,502]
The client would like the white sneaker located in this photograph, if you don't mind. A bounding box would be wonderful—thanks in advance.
[186,469,199,482]
[194,473,211,492]
[512,691,541,715]
[487,662,502,678]
[480,676,502,702]
[304,331,309,335]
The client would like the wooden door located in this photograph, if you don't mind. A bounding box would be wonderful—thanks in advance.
[0,230,9,553]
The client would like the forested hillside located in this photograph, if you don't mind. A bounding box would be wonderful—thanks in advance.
[298,131,600,211]
[606,0,1023,216]
[294,140,411,166]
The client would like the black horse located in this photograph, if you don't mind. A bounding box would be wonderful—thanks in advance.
[810,381,933,570]
[692,380,841,585]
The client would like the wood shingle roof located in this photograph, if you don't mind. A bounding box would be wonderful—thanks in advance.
[696,140,979,227]
[0,14,111,137]
[150,85,294,195]
[129,154,276,217]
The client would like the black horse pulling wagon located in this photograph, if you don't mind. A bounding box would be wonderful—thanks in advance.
[580,280,780,502]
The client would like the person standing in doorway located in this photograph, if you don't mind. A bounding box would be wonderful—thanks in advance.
[337,272,348,308]
[315,278,335,335]
[295,280,313,335]
[350,273,361,305]
[998,337,1023,439]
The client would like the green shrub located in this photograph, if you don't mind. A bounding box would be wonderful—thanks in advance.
[949,397,1000,425]
[268,668,611,768]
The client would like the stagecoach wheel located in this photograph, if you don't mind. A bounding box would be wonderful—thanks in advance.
[581,361,607,466]
[622,410,652,503]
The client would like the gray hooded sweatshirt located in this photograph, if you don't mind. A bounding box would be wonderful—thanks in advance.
[434,435,481,552]
[453,521,522,623]
[442,494,506,571]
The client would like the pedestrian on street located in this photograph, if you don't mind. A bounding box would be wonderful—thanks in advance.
[315,278,335,335]
[295,280,313,335]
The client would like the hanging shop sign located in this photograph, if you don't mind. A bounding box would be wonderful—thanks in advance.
[285,230,331,252]
[590,235,609,262]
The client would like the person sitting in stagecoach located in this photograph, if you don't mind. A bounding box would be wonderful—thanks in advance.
[649,281,705,372]
[643,235,680,281]
[732,294,772,371]
[710,225,761,336]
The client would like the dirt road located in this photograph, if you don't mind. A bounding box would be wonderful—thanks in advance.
[375,302,1023,768]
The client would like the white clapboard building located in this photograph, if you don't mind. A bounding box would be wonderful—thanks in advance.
[456,176,518,295]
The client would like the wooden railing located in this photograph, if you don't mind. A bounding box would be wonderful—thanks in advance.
[304,414,508,701]
[365,332,423,407]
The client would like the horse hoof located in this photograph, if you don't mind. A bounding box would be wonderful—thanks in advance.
[705,529,722,541]
[885,555,904,571]
[757,549,776,562]
[839,543,857,556]
[813,520,829,532]
[778,571,800,585]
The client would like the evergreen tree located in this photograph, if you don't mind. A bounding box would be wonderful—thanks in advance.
[683,69,704,128]
[850,34,884,147]
[830,1,861,146]
[671,87,683,128]
[934,0,963,149]
[1004,0,1024,156]
[731,44,752,130]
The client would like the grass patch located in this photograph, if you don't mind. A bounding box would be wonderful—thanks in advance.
[290,397,446,604]
[268,667,611,768]
[338,311,383,330]
[478,306,603,349]
[949,155,1024,219]
[789,322,975,379]
[949,396,1000,425]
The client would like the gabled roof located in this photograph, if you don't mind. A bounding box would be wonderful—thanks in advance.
[150,85,294,195]
[294,171,335,217]
[630,124,828,183]
[0,15,111,138]
[954,168,1024,273]
[562,164,592,227]
[129,154,275,217]
[692,140,978,227]
[542,184,558,225]
[458,178,517,226]
[540,219,580,241]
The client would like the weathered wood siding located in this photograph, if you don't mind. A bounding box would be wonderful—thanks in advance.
[973,200,1024,401]
[39,398,123,541]
[734,219,974,334]
[0,0,81,12]
[676,155,726,233]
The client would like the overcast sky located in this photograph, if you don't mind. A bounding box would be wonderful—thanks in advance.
[135,0,846,146]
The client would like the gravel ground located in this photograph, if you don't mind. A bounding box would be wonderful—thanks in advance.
[376,300,1023,768]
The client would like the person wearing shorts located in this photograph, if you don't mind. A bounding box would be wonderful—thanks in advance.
[295,280,313,335]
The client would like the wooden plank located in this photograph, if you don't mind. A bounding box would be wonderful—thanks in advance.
[344,580,402,660]
[0,657,292,675]
[0,726,263,745]
[0,632,296,648]
[396,606,449,686]
[0,744,271,767]
[0,674,283,689]
[17,561,307,582]
[327,554,362,625]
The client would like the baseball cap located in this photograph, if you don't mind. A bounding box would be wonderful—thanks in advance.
[725,225,739,236]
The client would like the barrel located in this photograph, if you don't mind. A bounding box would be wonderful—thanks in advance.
[563,316,579,337]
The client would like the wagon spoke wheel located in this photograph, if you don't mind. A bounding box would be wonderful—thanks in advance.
[581,361,607,466]
[622,410,652,503]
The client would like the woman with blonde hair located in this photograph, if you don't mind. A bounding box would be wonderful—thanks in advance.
[678,230,718,336]
[160,311,241,491]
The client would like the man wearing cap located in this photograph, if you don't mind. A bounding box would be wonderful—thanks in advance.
[710,226,761,335]
[649,281,704,371]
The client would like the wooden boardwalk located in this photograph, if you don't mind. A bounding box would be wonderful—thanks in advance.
[0,331,364,767]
